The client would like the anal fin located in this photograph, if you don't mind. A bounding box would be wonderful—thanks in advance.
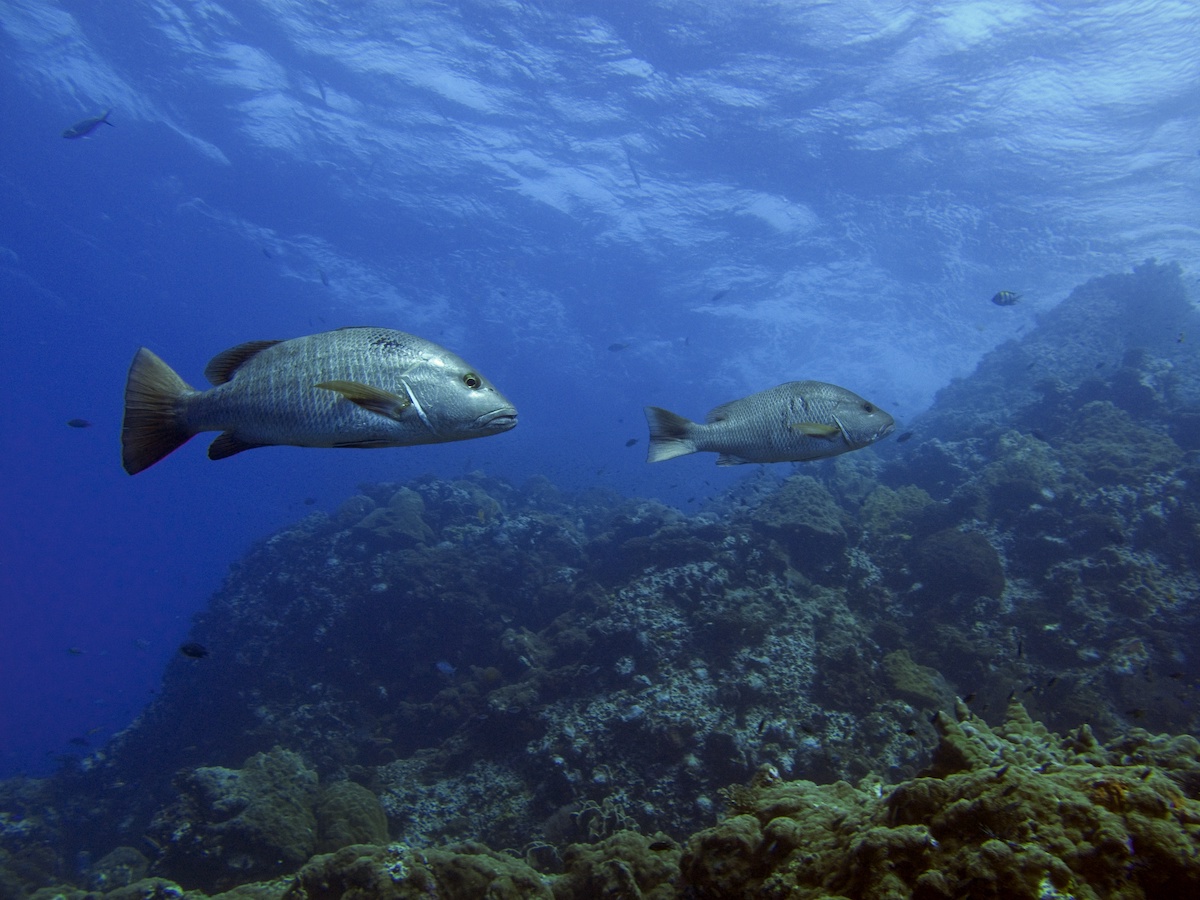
[209,432,270,460]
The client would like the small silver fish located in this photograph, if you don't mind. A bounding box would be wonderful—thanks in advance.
[645,380,894,465]
[63,109,114,139]
[121,326,517,474]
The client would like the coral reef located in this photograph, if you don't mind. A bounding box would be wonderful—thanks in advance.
[8,704,1200,899]
[1,259,1199,898]
[682,700,1200,899]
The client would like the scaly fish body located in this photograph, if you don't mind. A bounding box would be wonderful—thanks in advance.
[645,380,894,465]
[122,327,517,474]
[990,290,1021,306]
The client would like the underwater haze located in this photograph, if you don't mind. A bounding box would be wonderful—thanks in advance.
[0,0,1197,783]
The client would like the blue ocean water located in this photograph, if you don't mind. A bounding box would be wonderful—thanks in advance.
[0,0,1196,779]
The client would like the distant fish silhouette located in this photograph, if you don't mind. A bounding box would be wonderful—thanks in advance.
[67,418,93,428]
[608,342,630,352]
[63,109,114,139]
[179,642,209,659]
[990,290,1021,307]
[622,144,642,188]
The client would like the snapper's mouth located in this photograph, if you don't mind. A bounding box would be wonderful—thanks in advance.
[477,407,518,430]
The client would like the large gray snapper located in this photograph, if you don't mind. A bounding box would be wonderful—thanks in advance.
[121,327,517,475]
[645,380,894,465]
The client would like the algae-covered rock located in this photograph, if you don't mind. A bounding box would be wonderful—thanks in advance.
[681,701,1200,899]
[283,841,552,900]
[353,487,435,547]
[881,650,955,712]
[553,830,679,899]
[84,846,149,892]
[859,484,934,535]
[912,528,1005,599]
[24,878,187,900]
[979,429,1067,520]
[750,475,850,577]
[315,782,389,854]
[150,747,318,892]
[1058,400,1184,485]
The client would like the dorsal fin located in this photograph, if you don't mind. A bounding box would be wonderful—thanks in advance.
[204,340,283,385]
[705,400,737,424]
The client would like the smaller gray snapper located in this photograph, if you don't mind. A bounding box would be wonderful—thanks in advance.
[121,326,517,475]
[645,380,894,466]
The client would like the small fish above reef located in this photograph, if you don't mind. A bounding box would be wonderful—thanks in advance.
[645,380,894,466]
[67,418,93,428]
[62,109,114,139]
[991,290,1021,306]
[179,642,209,659]
[895,430,914,444]
[120,327,517,474]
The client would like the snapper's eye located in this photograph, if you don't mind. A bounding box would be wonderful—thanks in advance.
[862,402,875,412]
[462,372,483,389]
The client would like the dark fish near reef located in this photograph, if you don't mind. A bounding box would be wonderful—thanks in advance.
[62,109,114,138]
[645,381,894,465]
[121,326,518,474]
[895,430,914,443]
[991,290,1021,306]
[179,642,209,659]
[67,418,93,428]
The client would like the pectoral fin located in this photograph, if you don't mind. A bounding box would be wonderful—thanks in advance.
[791,422,841,439]
[316,380,411,420]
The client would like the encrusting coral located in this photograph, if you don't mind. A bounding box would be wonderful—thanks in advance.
[682,700,1200,899]
[15,703,1200,899]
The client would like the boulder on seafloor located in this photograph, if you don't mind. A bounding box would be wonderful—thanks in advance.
[281,841,553,900]
[881,649,956,712]
[749,475,850,579]
[911,527,1005,600]
[148,747,319,892]
[553,830,680,899]
[82,846,148,893]
[353,487,435,547]
[314,781,389,854]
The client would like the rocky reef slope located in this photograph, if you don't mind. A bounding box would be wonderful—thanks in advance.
[2,260,1199,899]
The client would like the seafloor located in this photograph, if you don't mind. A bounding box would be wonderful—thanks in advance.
[3,260,1200,899]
